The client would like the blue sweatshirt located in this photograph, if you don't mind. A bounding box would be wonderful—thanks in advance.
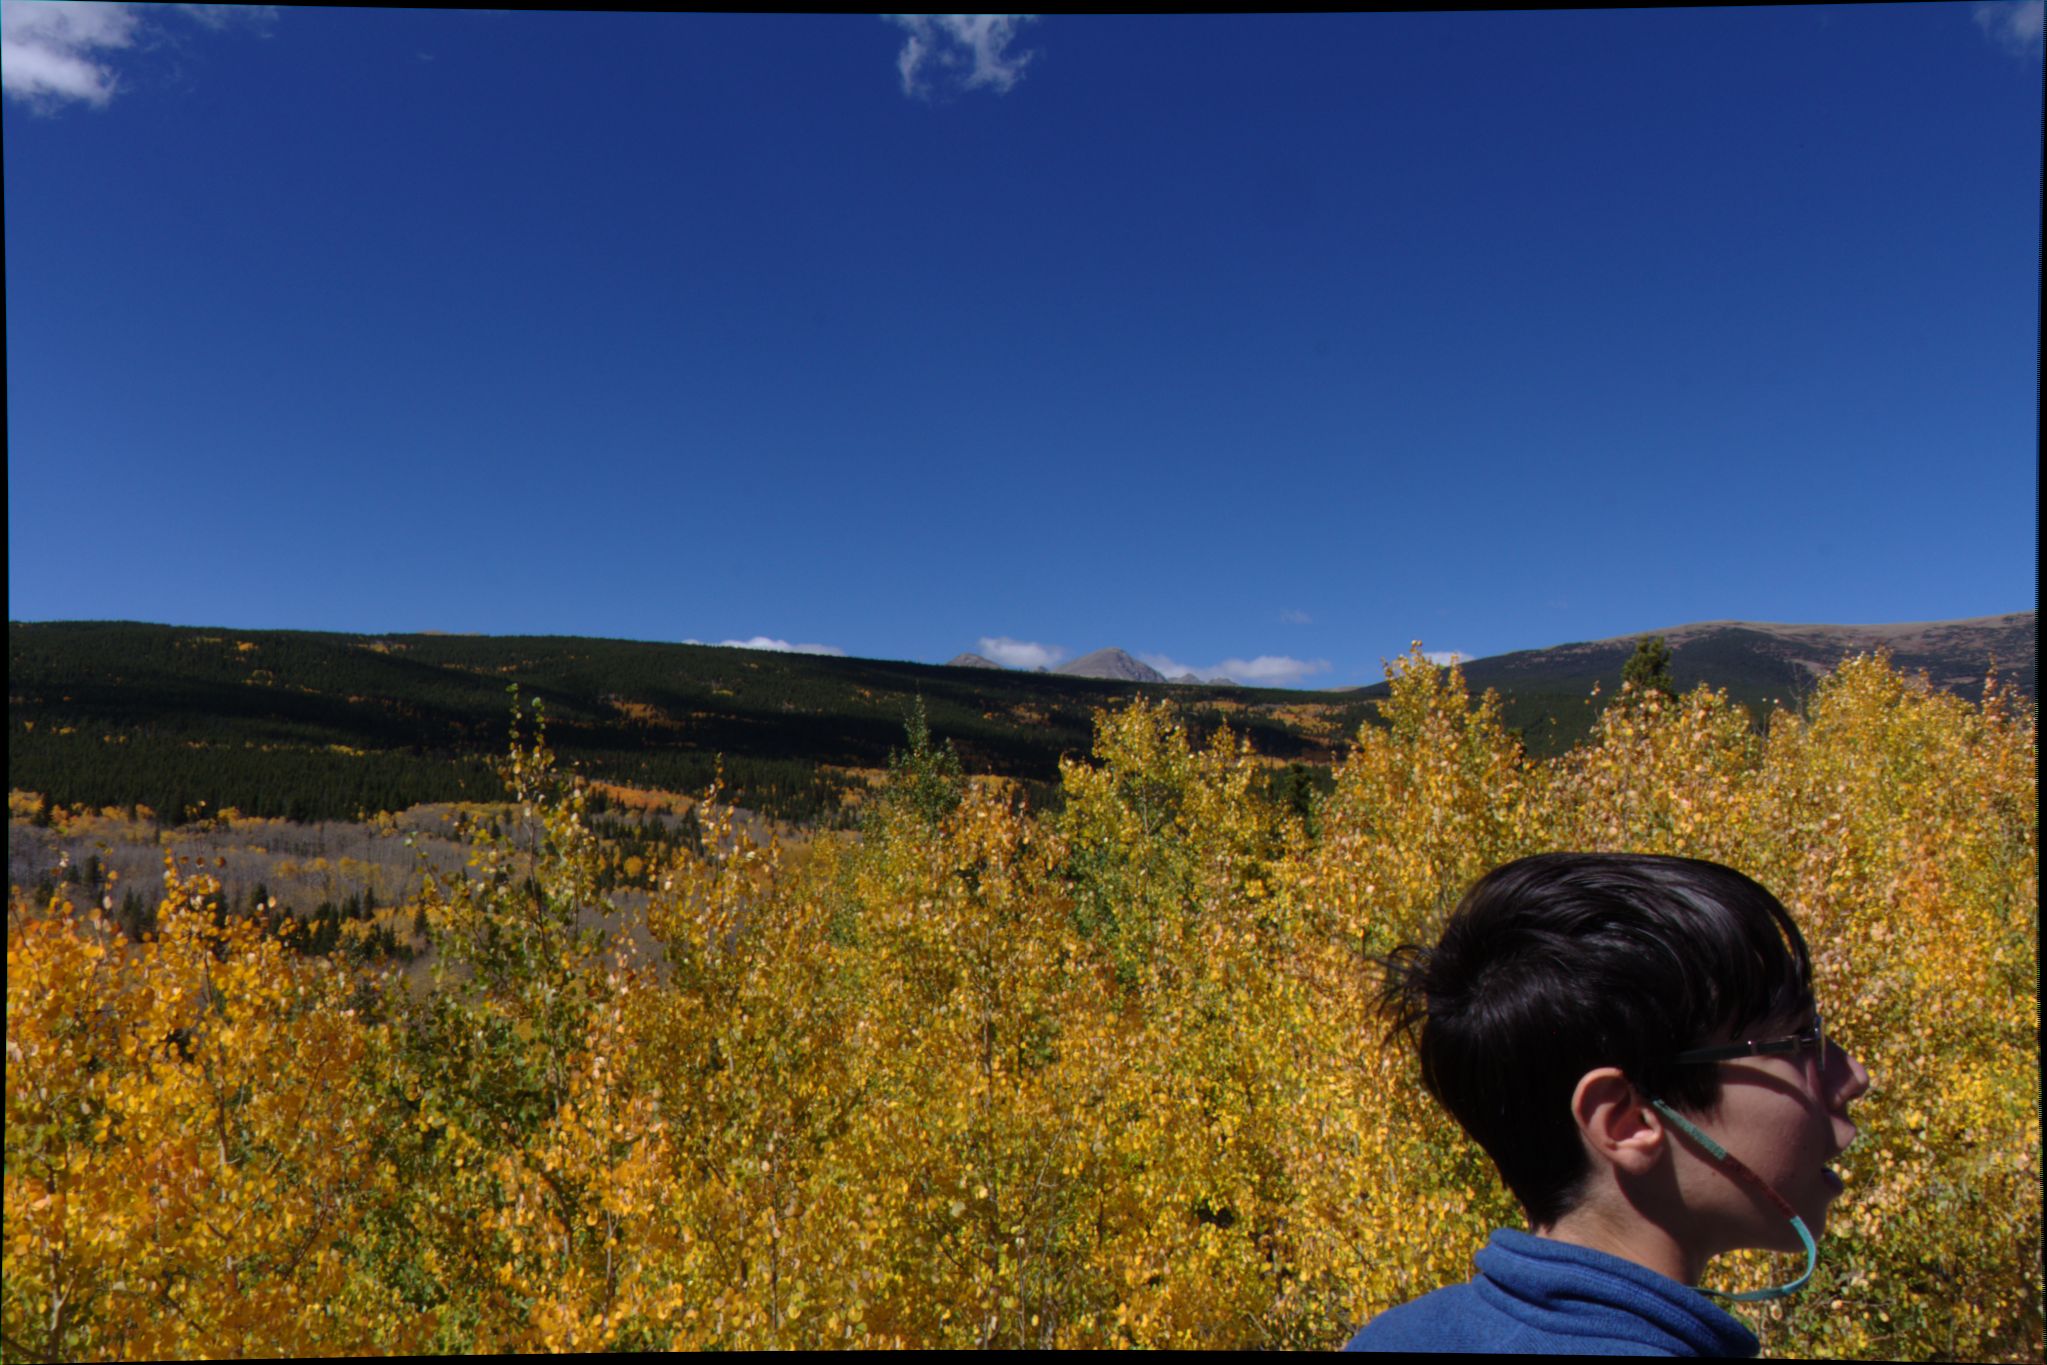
[1342,1228,1760,1356]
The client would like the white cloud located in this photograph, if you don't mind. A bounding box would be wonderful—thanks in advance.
[1279,609,1313,626]
[1214,655,1332,687]
[1138,651,1331,688]
[978,636,1065,670]
[688,635,847,656]
[1974,0,2044,55]
[885,14,1036,99]
[2,0,140,108]
[174,4,277,31]
[1422,650,1466,667]
[1,1,274,110]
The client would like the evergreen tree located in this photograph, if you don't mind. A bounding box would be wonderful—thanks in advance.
[1621,634,1677,703]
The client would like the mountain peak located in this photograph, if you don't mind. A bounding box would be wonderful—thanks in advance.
[1054,648,1167,683]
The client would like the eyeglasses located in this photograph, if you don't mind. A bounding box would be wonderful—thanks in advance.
[1673,1013,1826,1066]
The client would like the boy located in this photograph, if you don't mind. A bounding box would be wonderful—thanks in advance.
[1344,853,1870,1355]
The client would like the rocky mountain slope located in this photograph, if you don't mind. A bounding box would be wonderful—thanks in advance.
[1053,648,1168,683]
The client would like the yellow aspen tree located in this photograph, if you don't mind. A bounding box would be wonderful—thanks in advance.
[5,864,409,1359]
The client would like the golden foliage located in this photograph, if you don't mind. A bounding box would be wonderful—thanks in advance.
[5,862,409,1359]
[5,654,2037,1357]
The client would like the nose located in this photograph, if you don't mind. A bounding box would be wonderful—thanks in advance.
[1827,1041,1870,1108]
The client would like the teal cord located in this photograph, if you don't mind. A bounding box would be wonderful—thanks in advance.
[1647,1098,1817,1303]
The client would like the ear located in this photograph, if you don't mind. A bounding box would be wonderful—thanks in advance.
[1569,1067,1668,1176]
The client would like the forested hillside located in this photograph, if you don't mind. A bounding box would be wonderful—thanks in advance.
[8,622,1338,824]
[1344,613,2034,754]
[11,616,2030,826]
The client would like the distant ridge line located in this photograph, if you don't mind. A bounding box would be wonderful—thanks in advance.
[1341,610,2033,706]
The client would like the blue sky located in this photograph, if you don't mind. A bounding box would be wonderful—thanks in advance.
[6,6,2039,687]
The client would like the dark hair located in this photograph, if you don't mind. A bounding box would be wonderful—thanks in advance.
[1376,853,1813,1228]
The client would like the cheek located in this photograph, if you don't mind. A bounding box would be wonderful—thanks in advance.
[1785,1100,1834,1168]
[1739,1096,1828,1179]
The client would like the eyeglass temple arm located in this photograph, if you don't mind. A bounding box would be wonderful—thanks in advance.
[1673,1038,1804,1063]
[1673,1019,1820,1065]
